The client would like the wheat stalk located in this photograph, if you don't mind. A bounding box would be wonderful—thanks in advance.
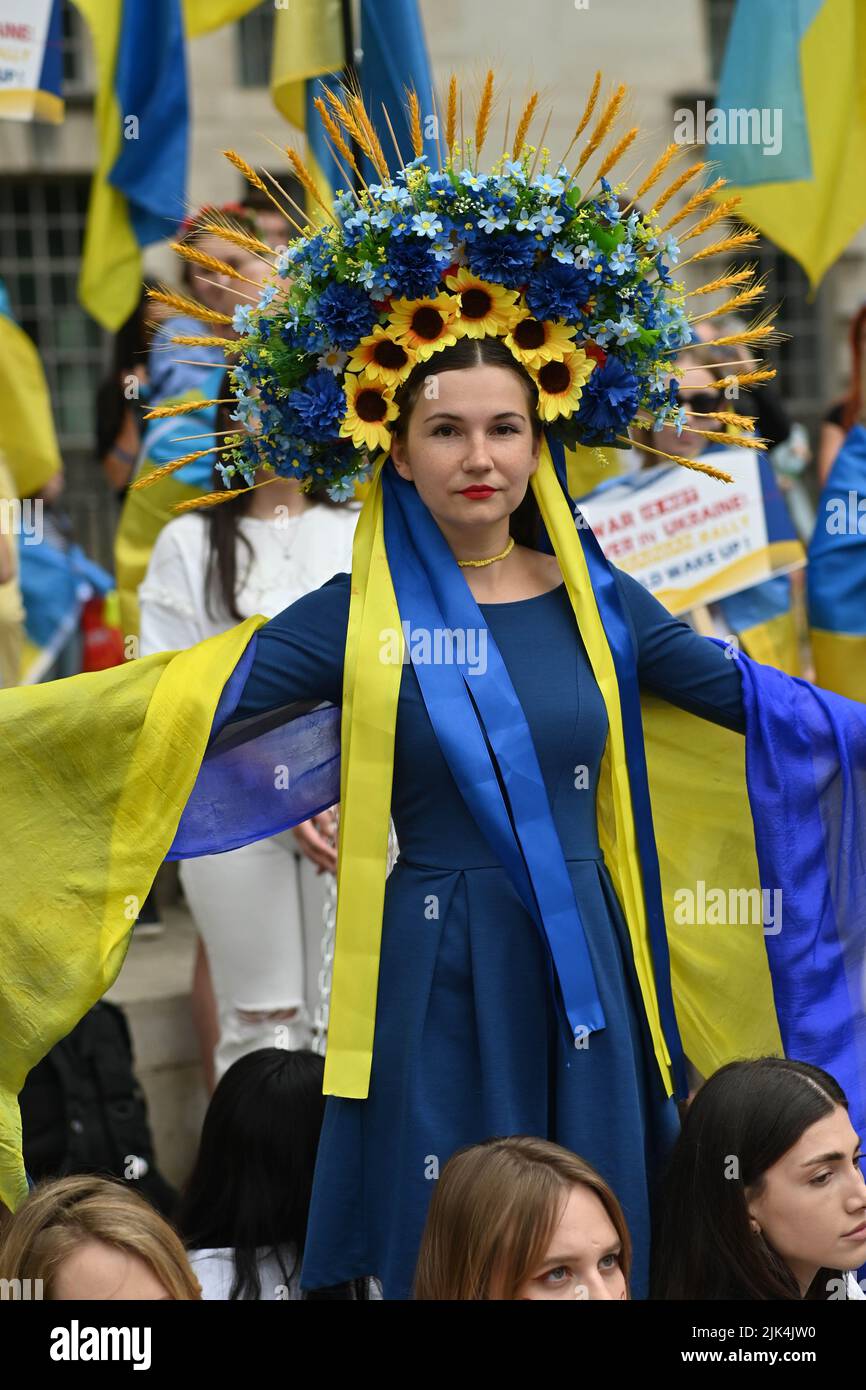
[512,91,539,159]
[475,69,495,160]
[405,86,424,158]
[170,242,260,286]
[633,142,681,201]
[591,125,640,186]
[677,196,743,244]
[688,282,766,323]
[678,230,760,265]
[660,176,727,232]
[445,74,458,153]
[715,367,777,389]
[574,83,627,176]
[653,161,705,213]
[144,399,232,421]
[619,433,734,481]
[148,287,233,325]
[684,266,755,298]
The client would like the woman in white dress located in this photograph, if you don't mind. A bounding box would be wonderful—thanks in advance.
[138,416,358,1087]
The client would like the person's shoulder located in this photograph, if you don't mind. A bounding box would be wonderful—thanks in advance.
[153,511,208,548]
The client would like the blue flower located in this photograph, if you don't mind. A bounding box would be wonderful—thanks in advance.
[526,260,592,322]
[459,170,488,193]
[257,284,278,310]
[232,304,254,334]
[386,235,442,297]
[468,231,538,288]
[478,204,509,233]
[315,280,377,349]
[502,158,527,185]
[661,234,681,265]
[550,238,575,264]
[287,369,346,442]
[357,259,394,296]
[371,206,396,230]
[583,243,607,285]
[574,355,640,442]
[411,211,444,239]
[380,185,412,206]
[536,205,565,238]
[515,209,541,233]
[533,173,565,198]
[608,242,637,277]
[326,475,358,501]
[301,233,334,278]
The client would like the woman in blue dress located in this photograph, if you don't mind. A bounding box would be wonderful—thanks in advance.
[225,337,746,1299]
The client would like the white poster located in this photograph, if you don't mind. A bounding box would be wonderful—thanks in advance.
[0,0,63,124]
[578,452,805,616]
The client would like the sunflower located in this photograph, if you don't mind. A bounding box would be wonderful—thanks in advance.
[528,349,596,422]
[387,292,460,361]
[444,268,521,338]
[504,311,577,369]
[347,325,417,388]
[341,372,399,452]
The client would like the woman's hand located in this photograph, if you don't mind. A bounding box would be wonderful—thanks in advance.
[292,809,339,874]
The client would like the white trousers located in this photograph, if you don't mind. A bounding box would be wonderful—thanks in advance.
[179,830,330,1081]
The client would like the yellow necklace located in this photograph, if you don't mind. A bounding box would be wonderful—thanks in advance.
[456,536,515,568]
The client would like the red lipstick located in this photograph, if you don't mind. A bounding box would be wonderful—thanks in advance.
[459,486,496,499]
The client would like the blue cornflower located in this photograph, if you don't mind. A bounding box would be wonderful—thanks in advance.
[574,355,640,441]
[467,231,538,288]
[386,235,442,297]
[315,280,377,349]
[287,369,346,442]
[526,260,592,322]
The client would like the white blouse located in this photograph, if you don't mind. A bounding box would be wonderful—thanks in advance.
[138,505,359,656]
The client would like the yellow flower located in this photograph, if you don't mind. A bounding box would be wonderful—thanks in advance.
[528,349,596,422]
[341,373,399,453]
[387,292,460,361]
[504,311,577,369]
[444,268,521,338]
[347,326,417,388]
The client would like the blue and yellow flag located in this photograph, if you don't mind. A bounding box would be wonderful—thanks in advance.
[0,279,62,499]
[808,423,866,701]
[271,0,345,209]
[357,0,438,175]
[714,0,866,290]
[182,0,259,35]
[71,0,189,330]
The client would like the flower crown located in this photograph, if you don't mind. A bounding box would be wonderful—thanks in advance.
[137,72,779,510]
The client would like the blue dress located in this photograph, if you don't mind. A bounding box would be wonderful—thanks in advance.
[232,566,745,1299]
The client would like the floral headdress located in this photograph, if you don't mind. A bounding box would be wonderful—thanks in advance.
[135,71,778,508]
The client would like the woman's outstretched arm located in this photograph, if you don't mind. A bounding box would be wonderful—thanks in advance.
[612,567,746,734]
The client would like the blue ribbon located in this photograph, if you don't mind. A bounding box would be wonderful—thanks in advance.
[544,438,687,1096]
[382,460,606,1046]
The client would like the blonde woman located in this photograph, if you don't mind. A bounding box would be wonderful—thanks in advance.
[414,1136,631,1301]
[0,1174,201,1299]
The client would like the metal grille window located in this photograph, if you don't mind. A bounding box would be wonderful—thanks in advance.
[237,2,275,88]
[0,177,111,561]
[61,0,95,96]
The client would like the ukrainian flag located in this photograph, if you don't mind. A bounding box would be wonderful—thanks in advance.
[271,0,346,209]
[715,0,866,290]
[71,0,189,330]
[357,0,439,175]
[808,423,866,701]
[0,279,61,499]
[182,0,259,35]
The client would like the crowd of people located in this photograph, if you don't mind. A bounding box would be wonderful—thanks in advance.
[2,1054,864,1300]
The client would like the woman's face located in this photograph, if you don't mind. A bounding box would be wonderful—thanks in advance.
[389,364,540,541]
[747,1105,866,1295]
[514,1185,627,1301]
[187,234,265,319]
[52,1238,173,1300]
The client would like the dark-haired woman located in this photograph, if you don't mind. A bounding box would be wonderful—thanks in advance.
[138,410,357,1087]
[652,1057,866,1300]
[178,1049,376,1300]
[225,336,757,1299]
